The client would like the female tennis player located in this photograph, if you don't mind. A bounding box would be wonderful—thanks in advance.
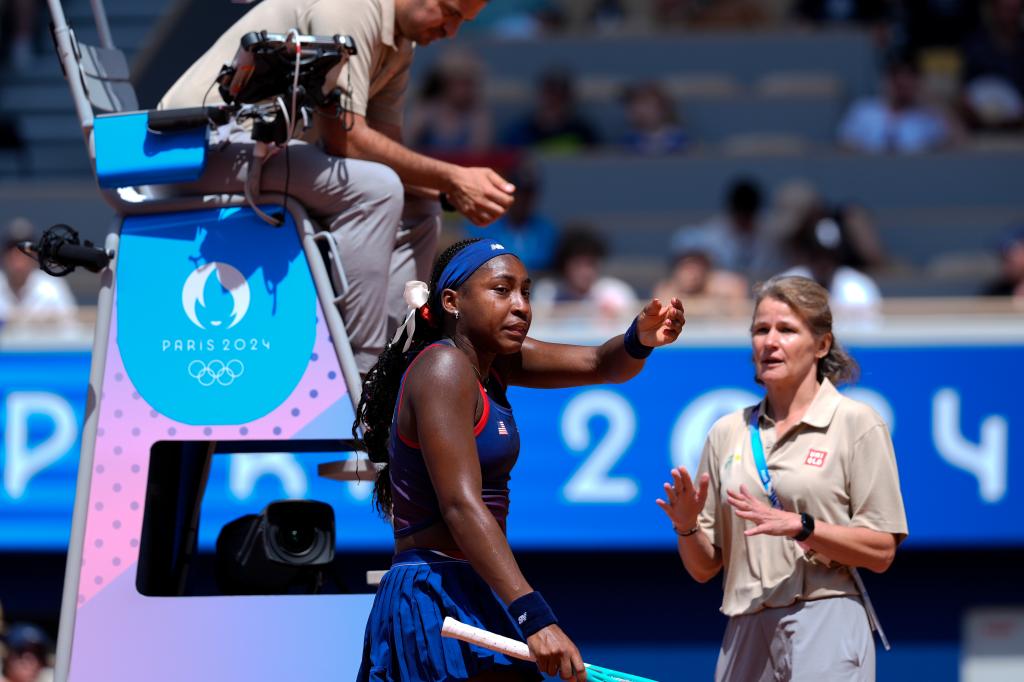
[355,238,684,681]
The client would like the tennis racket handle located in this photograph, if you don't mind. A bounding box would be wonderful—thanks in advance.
[441,617,535,662]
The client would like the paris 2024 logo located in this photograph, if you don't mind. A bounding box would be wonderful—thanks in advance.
[116,209,316,425]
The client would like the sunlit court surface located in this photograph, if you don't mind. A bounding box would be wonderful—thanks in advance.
[1,1,1023,681]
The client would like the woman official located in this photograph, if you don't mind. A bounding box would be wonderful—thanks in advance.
[657,276,907,681]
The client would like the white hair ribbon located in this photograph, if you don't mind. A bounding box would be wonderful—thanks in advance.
[390,280,430,353]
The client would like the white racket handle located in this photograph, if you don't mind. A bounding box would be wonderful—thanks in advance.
[441,617,535,662]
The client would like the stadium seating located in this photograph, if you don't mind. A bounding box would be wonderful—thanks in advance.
[1,13,1022,298]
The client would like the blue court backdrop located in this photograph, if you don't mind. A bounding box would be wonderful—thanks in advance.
[1,344,1020,552]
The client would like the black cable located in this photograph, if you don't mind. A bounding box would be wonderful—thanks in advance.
[282,135,291,224]
[201,78,217,109]
[314,67,355,130]
[343,67,354,132]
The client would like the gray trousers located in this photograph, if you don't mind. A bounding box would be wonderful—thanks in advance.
[716,597,875,682]
[162,125,441,374]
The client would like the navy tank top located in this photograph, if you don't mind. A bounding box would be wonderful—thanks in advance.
[389,342,521,537]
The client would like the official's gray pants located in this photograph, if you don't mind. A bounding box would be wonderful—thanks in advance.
[163,126,441,374]
[715,596,874,682]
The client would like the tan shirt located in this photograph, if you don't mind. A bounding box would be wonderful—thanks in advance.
[697,379,909,617]
[159,0,413,129]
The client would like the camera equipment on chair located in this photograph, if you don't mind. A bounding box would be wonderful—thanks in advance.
[148,31,357,145]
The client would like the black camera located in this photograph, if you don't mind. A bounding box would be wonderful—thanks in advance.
[215,499,336,595]
[214,31,357,144]
[219,31,357,109]
[147,31,357,145]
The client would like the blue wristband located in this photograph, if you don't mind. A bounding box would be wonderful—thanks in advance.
[508,591,558,638]
[623,316,653,359]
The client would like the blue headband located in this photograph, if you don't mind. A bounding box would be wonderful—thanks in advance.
[434,239,519,302]
[389,240,520,352]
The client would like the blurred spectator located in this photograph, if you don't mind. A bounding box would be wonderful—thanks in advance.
[794,0,889,25]
[588,0,628,33]
[1,0,39,71]
[897,0,979,52]
[0,117,23,156]
[462,159,559,272]
[838,53,955,153]
[983,224,1024,296]
[531,225,636,316]
[1,622,53,682]
[653,233,749,305]
[470,0,565,39]
[666,0,772,29]
[652,0,690,25]
[500,69,601,153]
[406,48,494,156]
[0,218,78,325]
[961,0,1024,129]
[779,208,883,314]
[767,179,888,272]
[619,82,688,156]
[829,202,887,271]
[669,177,783,282]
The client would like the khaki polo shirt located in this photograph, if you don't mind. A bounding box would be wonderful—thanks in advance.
[697,379,908,617]
[159,0,413,130]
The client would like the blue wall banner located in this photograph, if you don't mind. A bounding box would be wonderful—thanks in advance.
[1,346,1020,551]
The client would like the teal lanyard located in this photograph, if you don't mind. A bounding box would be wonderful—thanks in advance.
[748,407,782,510]
[748,407,891,649]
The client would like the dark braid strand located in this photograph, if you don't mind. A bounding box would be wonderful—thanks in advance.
[353,238,482,518]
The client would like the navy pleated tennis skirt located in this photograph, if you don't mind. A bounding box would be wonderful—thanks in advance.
[357,548,543,681]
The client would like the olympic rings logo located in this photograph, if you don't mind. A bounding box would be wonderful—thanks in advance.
[187,359,245,387]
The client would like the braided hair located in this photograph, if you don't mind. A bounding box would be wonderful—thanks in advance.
[353,238,482,518]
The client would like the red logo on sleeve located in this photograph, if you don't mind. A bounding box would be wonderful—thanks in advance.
[805,449,828,467]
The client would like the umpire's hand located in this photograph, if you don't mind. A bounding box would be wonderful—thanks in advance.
[447,166,515,226]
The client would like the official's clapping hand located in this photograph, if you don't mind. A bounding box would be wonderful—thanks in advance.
[447,166,515,226]
[727,485,803,538]
[656,466,709,532]
[635,297,686,347]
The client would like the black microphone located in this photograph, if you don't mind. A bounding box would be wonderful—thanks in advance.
[25,224,110,277]
[44,241,109,273]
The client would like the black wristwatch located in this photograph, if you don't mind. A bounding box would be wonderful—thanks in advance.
[794,512,815,542]
[438,192,457,213]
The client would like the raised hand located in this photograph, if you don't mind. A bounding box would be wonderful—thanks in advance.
[447,166,515,226]
[527,624,587,681]
[656,466,709,533]
[726,484,801,537]
[635,297,685,348]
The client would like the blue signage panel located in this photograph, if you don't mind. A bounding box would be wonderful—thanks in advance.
[1,346,1020,550]
[506,346,1021,549]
